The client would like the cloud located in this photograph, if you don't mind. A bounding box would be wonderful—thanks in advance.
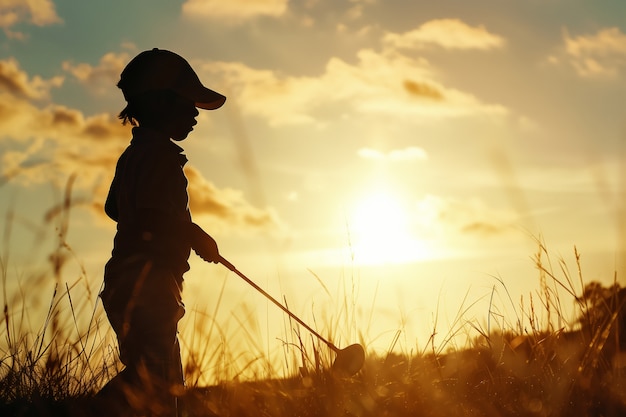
[0,57,63,100]
[403,80,444,101]
[358,146,428,161]
[414,194,517,238]
[0,55,133,186]
[383,19,506,51]
[182,0,288,22]
[0,91,130,187]
[0,0,62,39]
[196,47,507,126]
[185,165,282,233]
[0,57,135,185]
[63,52,131,94]
[561,27,626,78]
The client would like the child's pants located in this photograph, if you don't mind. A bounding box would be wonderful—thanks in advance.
[101,259,186,416]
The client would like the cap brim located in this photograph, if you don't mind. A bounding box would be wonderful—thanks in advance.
[193,87,226,110]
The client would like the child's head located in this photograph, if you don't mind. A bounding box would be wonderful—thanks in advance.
[117,48,225,137]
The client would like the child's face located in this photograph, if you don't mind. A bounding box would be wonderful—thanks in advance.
[164,94,200,141]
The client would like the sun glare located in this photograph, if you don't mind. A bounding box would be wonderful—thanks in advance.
[349,191,432,265]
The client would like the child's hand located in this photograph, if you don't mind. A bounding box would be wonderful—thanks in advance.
[190,223,220,263]
[194,236,219,263]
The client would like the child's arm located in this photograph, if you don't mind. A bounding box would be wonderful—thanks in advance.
[187,222,220,263]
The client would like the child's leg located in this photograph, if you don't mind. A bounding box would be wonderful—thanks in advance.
[131,267,185,415]
[102,261,186,416]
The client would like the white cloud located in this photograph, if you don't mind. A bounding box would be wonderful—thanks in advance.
[0,90,130,187]
[383,19,506,51]
[562,27,626,78]
[63,52,132,94]
[196,47,507,126]
[0,57,63,100]
[0,0,62,38]
[182,0,288,22]
[185,166,282,233]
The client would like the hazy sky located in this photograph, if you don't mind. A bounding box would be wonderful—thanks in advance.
[1,0,625,360]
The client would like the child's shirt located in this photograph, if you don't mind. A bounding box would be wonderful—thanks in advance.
[105,127,192,276]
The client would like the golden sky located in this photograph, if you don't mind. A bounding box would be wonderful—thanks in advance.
[0,0,625,360]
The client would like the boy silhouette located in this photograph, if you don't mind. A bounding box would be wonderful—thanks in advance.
[99,48,225,417]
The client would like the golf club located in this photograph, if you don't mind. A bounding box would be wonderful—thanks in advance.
[218,255,365,376]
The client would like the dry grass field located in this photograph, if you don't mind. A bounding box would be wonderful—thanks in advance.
[1,211,625,416]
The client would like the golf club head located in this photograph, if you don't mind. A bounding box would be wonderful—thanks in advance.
[331,344,365,376]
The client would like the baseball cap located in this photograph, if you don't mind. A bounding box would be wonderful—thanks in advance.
[118,48,226,110]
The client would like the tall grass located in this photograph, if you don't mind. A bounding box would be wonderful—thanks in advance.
[0,180,119,401]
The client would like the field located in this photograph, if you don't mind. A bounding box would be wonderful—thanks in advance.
[1,219,625,416]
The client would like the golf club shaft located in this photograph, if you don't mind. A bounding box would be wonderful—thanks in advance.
[218,255,339,353]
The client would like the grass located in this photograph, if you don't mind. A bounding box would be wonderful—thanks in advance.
[0,195,625,415]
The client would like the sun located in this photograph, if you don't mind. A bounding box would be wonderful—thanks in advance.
[348,190,431,265]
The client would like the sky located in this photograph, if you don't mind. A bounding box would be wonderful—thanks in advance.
[0,0,625,373]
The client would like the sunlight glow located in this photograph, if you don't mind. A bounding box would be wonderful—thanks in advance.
[349,191,434,265]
